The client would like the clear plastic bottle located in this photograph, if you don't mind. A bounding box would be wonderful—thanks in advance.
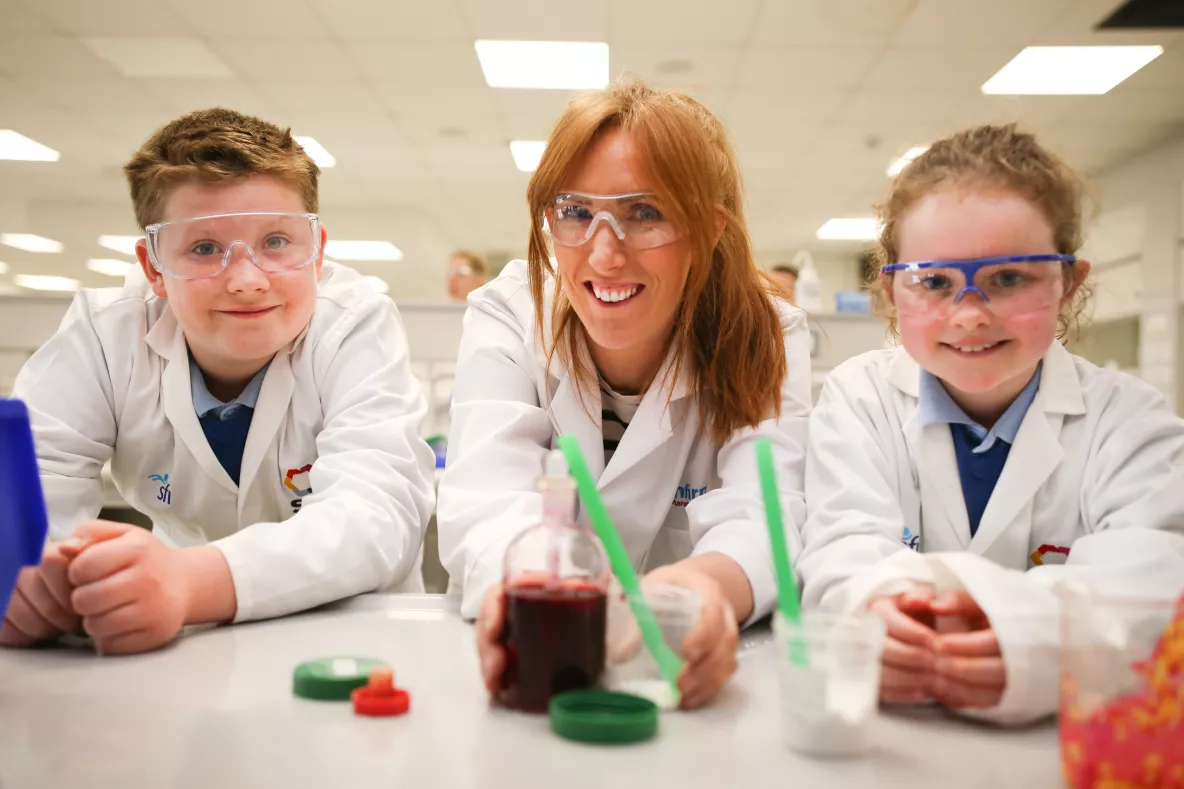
[498,450,611,713]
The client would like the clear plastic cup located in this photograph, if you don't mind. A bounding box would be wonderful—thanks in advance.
[603,581,702,710]
[1059,587,1184,789]
[773,610,886,757]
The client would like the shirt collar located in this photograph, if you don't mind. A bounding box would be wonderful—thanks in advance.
[918,363,1042,453]
[190,353,269,419]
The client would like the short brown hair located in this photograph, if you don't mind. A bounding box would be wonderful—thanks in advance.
[871,123,1092,340]
[526,78,787,445]
[124,108,319,229]
[450,250,487,276]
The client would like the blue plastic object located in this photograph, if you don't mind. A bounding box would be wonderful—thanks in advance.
[0,399,49,620]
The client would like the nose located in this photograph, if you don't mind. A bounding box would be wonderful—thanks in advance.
[585,220,627,275]
[948,289,993,330]
[223,242,269,293]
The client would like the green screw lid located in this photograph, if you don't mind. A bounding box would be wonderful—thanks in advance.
[549,690,659,744]
[293,657,389,701]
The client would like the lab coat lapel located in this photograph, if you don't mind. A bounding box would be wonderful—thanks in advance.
[236,349,294,505]
[597,351,688,490]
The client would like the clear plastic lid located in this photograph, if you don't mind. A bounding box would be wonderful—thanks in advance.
[502,450,610,591]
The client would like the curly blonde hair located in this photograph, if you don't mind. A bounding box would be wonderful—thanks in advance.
[871,123,1092,340]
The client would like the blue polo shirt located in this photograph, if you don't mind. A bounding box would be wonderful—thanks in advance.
[917,364,1042,537]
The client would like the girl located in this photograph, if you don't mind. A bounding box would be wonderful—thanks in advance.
[800,124,1184,724]
[437,79,812,708]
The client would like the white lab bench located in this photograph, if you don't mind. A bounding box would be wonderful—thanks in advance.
[0,594,1059,789]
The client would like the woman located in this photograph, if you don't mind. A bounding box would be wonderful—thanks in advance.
[437,79,812,708]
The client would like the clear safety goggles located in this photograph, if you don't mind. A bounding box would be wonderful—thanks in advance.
[881,254,1075,318]
[548,192,681,250]
[145,212,321,281]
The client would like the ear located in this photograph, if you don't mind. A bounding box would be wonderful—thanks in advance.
[315,222,327,281]
[136,238,168,299]
[1063,258,1090,303]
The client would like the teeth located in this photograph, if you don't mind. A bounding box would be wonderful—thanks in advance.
[953,343,998,353]
[591,284,639,303]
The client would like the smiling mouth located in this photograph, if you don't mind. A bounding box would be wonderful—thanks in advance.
[943,340,1008,355]
[586,282,644,305]
[222,306,279,317]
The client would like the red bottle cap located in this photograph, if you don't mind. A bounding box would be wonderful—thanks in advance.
[351,667,411,717]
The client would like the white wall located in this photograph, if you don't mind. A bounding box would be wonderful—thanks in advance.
[758,247,867,313]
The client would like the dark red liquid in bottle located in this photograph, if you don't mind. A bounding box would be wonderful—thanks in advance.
[499,581,607,713]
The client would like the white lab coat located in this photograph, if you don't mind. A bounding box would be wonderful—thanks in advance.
[800,342,1184,724]
[13,262,435,622]
[437,260,812,621]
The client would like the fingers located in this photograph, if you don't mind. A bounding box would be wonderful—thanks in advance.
[882,633,935,671]
[879,663,931,705]
[870,598,936,649]
[0,618,40,648]
[93,629,158,656]
[18,570,79,633]
[678,604,738,709]
[38,548,76,613]
[929,675,1004,709]
[2,582,59,643]
[476,585,506,695]
[930,590,984,618]
[934,655,1006,687]
[72,567,141,618]
[82,602,143,641]
[67,533,142,587]
[60,520,134,555]
[936,629,1001,658]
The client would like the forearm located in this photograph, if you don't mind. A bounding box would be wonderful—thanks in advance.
[673,552,754,623]
[179,545,237,625]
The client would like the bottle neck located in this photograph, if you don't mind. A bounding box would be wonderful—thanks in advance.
[540,477,576,527]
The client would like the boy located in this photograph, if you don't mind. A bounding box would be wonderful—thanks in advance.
[1,108,435,655]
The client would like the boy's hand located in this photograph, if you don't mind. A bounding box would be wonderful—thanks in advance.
[0,543,80,647]
[642,563,739,710]
[61,521,192,655]
[868,588,937,705]
[929,591,1006,709]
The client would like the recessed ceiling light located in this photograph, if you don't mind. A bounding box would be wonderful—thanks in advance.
[1,233,63,253]
[0,130,60,162]
[98,235,141,255]
[362,276,390,294]
[87,258,135,277]
[14,274,80,292]
[475,40,609,89]
[293,136,336,168]
[510,140,546,173]
[982,46,1163,95]
[81,37,234,78]
[816,218,881,241]
[324,240,403,262]
[887,146,929,177]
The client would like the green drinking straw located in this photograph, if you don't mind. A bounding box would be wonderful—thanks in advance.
[755,437,808,667]
[555,435,684,702]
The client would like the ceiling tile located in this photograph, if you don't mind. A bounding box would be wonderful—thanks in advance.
[16,76,162,114]
[736,45,882,90]
[348,42,485,85]
[0,36,120,78]
[19,0,188,37]
[609,0,762,44]
[491,90,576,141]
[308,0,470,42]
[612,44,743,89]
[207,38,363,81]
[892,0,1077,47]
[375,84,502,144]
[139,78,276,118]
[859,47,1018,92]
[461,0,609,41]
[751,0,913,45]
[2,2,56,35]
[81,38,235,79]
[164,0,326,39]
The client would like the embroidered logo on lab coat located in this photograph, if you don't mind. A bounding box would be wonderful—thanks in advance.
[1030,543,1071,566]
[148,474,171,506]
[283,464,313,513]
[902,526,920,551]
[673,483,707,508]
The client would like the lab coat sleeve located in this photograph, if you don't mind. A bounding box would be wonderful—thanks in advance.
[12,293,117,540]
[214,297,436,622]
[798,359,933,614]
[436,291,553,620]
[686,307,813,625]
[944,378,1184,726]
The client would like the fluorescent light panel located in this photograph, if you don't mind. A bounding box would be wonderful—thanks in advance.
[887,146,929,177]
[293,136,336,168]
[98,235,141,255]
[87,258,135,277]
[0,130,60,162]
[475,40,609,89]
[816,218,881,241]
[14,274,79,292]
[324,240,403,261]
[982,46,1163,95]
[1,233,63,253]
[510,140,546,173]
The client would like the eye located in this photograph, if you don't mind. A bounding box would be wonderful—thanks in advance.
[263,235,290,250]
[191,241,222,257]
[557,204,593,221]
[916,273,952,292]
[988,269,1028,288]
[631,203,664,222]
